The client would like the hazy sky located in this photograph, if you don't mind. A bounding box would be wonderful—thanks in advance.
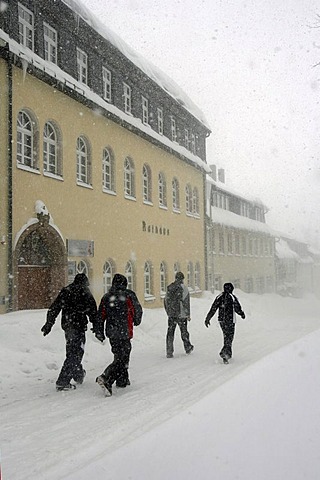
[84,0,320,246]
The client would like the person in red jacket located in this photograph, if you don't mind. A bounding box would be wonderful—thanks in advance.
[94,273,143,396]
[205,282,245,363]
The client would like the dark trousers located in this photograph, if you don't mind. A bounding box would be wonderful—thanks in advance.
[56,328,86,386]
[166,317,193,355]
[219,321,235,359]
[102,338,132,387]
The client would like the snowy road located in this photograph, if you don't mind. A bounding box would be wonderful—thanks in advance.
[1,291,319,479]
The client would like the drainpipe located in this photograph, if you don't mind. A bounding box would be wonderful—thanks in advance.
[7,52,13,312]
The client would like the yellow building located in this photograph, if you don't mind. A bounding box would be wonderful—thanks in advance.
[0,1,211,312]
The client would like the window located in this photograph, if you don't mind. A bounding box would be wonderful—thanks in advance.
[43,121,61,176]
[187,262,193,290]
[193,187,199,216]
[43,22,57,63]
[125,261,134,291]
[102,147,115,192]
[77,48,88,85]
[173,262,180,277]
[76,136,91,185]
[186,184,193,214]
[18,3,34,50]
[248,237,253,256]
[142,164,152,203]
[102,67,112,102]
[123,83,132,114]
[184,129,189,149]
[142,96,149,125]
[194,263,201,290]
[103,261,114,293]
[160,262,167,297]
[124,157,135,198]
[219,232,225,254]
[158,172,167,207]
[190,134,196,154]
[144,261,153,299]
[17,110,37,169]
[157,108,163,135]
[242,236,247,255]
[171,117,177,142]
[172,177,180,211]
[228,233,233,254]
[235,234,240,255]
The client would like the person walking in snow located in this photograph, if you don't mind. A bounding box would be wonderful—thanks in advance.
[94,273,143,396]
[164,271,194,358]
[41,273,97,391]
[205,282,245,363]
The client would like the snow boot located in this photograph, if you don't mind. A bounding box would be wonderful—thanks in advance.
[56,383,76,391]
[186,345,194,355]
[96,375,112,397]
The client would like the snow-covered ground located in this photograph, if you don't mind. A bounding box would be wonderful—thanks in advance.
[1,290,320,480]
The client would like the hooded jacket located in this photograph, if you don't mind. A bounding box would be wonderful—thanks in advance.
[164,279,190,319]
[205,283,245,324]
[96,274,143,340]
[46,274,97,331]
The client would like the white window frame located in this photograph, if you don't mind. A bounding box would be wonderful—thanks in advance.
[103,261,114,293]
[186,184,193,214]
[157,108,163,135]
[124,157,135,198]
[142,96,149,125]
[18,3,34,50]
[43,22,57,64]
[77,260,88,276]
[160,262,167,297]
[142,164,152,203]
[102,67,112,102]
[172,177,180,211]
[125,261,134,291]
[144,261,153,299]
[193,187,199,216]
[158,172,167,208]
[76,136,91,185]
[17,110,36,169]
[77,47,88,85]
[43,121,60,176]
[184,128,189,149]
[123,83,132,114]
[102,147,115,192]
[171,117,177,142]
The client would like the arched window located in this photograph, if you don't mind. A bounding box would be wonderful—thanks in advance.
[43,121,61,176]
[144,261,153,298]
[158,172,167,207]
[194,262,201,290]
[142,164,152,203]
[193,187,200,216]
[103,260,115,293]
[76,136,91,185]
[17,110,37,169]
[173,262,180,278]
[102,147,115,192]
[187,262,193,290]
[172,177,180,211]
[125,261,134,291]
[77,260,88,276]
[185,184,193,214]
[124,157,135,198]
[160,261,167,297]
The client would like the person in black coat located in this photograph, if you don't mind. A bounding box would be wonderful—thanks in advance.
[205,282,245,363]
[164,271,194,358]
[41,273,97,390]
[94,273,143,396]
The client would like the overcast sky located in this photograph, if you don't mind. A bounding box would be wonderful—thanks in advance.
[84,0,320,246]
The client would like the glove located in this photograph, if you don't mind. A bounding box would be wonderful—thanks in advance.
[241,313,246,319]
[41,323,52,336]
[186,316,191,322]
[95,332,105,343]
[205,319,210,328]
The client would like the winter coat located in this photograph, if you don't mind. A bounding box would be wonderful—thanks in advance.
[205,291,245,325]
[46,275,97,332]
[164,280,190,318]
[96,274,143,340]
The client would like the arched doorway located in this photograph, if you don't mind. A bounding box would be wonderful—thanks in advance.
[14,222,67,310]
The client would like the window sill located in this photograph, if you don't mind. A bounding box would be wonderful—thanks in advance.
[16,164,40,175]
[173,208,181,214]
[44,171,63,181]
[103,188,116,196]
[125,195,136,202]
[77,181,93,189]
[143,200,153,206]
[144,295,156,302]
[159,205,168,210]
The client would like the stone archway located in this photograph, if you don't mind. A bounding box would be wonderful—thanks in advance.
[14,221,67,310]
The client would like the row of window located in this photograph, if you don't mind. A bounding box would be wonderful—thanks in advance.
[74,259,202,300]
[212,192,264,222]
[208,230,274,257]
[17,109,201,215]
[17,2,201,155]
[213,275,274,294]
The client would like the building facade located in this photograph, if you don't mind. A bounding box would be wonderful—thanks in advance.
[206,167,276,294]
[0,0,211,312]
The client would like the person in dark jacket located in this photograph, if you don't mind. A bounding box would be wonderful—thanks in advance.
[94,273,143,396]
[164,271,194,358]
[205,282,245,363]
[41,273,97,391]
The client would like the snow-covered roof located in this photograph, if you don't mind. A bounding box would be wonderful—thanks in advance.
[208,206,276,235]
[275,238,300,260]
[206,175,265,207]
[0,29,211,174]
[62,0,211,131]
